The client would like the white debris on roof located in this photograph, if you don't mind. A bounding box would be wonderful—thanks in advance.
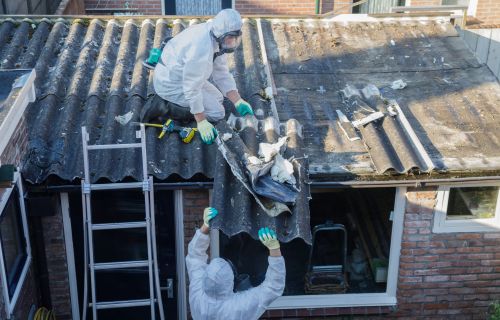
[114,111,134,125]
[247,156,262,165]
[361,84,380,99]
[258,136,288,162]
[271,154,296,185]
[391,79,407,90]
[222,132,233,141]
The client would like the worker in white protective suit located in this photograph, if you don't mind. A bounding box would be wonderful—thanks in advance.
[186,207,285,320]
[141,9,254,145]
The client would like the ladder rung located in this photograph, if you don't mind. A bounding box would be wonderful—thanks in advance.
[94,299,152,310]
[92,221,147,230]
[87,143,142,150]
[93,260,150,270]
[90,182,143,191]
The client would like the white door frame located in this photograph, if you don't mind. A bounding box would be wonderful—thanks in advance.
[174,190,187,320]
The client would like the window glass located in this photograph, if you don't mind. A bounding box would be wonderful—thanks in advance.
[0,186,27,299]
[441,0,469,5]
[446,187,499,220]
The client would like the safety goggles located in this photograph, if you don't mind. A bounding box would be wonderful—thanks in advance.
[218,30,242,53]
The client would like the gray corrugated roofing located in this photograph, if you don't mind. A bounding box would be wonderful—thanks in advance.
[212,118,312,244]
[262,18,500,177]
[0,16,498,184]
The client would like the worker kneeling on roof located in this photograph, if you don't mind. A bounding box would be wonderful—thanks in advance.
[186,207,285,320]
[141,9,254,145]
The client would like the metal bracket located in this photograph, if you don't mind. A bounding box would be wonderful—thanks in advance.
[83,183,91,194]
[142,180,150,192]
[161,279,174,298]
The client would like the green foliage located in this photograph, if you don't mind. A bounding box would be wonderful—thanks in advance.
[489,301,500,320]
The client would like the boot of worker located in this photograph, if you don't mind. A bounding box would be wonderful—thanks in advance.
[140,95,194,124]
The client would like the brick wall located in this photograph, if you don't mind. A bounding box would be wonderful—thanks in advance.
[84,0,162,14]
[475,0,500,25]
[56,0,85,14]
[41,206,72,319]
[236,0,317,15]
[0,114,28,167]
[182,190,210,252]
[394,187,499,319]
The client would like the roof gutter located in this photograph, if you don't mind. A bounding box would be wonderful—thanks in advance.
[312,175,500,188]
[33,176,500,193]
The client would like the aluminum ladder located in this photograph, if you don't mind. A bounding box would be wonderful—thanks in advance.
[80,125,165,320]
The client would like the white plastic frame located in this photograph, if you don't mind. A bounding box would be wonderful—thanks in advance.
[433,183,500,233]
[267,187,407,309]
[0,171,32,319]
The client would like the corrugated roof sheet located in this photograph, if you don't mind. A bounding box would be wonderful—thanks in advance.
[0,15,498,184]
[212,118,312,244]
[262,17,500,177]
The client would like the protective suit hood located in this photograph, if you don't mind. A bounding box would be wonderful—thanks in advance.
[211,9,242,37]
[202,258,234,298]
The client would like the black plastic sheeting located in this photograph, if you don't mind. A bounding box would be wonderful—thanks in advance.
[211,117,312,244]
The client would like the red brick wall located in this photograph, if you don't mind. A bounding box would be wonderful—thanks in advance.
[0,114,28,167]
[236,0,317,15]
[475,0,500,25]
[182,190,210,252]
[395,187,499,319]
[84,0,162,14]
[56,0,86,14]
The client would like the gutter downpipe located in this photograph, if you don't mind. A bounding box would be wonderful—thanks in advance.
[315,0,321,14]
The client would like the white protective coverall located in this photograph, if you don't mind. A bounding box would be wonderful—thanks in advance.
[153,9,241,121]
[186,229,286,320]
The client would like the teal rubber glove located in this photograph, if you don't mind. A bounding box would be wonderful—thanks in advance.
[197,120,217,144]
[235,99,254,116]
[203,207,219,227]
[258,227,280,250]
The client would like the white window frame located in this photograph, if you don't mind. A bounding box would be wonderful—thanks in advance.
[0,171,32,318]
[267,187,406,309]
[433,183,500,233]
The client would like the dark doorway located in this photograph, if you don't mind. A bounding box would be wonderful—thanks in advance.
[68,189,177,319]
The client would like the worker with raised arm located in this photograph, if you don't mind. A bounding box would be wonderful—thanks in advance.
[186,207,285,320]
[141,9,254,145]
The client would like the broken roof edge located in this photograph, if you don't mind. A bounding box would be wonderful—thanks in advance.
[25,172,500,192]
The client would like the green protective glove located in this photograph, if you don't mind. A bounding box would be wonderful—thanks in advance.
[197,120,217,144]
[258,227,280,250]
[235,99,254,116]
[203,207,219,227]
